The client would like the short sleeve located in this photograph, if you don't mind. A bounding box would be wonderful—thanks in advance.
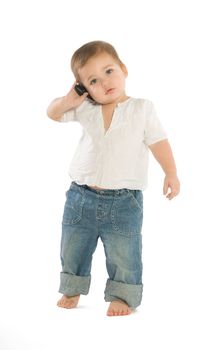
[144,100,167,145]
[60,108,77,122]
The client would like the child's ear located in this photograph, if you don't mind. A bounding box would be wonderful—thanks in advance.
[121,64,128,77]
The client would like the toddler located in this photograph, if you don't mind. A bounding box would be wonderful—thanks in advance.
[47,41,180,316]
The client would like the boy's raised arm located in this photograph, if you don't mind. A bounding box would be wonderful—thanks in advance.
[47,84,88,121]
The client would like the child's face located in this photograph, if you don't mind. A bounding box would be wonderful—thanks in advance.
[77,52,128,104]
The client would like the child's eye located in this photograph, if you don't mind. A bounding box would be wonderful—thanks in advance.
[106,68,113,75]
[90,78,97,85]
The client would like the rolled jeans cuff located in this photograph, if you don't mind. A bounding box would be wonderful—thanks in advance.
[104,279,143,308]
[59,272,91,296]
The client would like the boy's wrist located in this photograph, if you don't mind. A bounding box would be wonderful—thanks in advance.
[62,95,74,111]
[164,169,177,177]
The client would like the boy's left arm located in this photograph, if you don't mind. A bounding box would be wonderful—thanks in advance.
[149,139,180,200]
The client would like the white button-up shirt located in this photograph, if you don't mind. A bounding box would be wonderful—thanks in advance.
[60,97,167,190]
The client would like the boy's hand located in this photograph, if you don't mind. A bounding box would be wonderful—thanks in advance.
[64,82,88,109]
[163,174,180,200]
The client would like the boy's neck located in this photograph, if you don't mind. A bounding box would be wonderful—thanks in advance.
[102,94,129,108]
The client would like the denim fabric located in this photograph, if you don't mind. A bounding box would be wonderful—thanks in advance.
[59,181,144,308]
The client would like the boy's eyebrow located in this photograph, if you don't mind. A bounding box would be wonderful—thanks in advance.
[87,64,114,81]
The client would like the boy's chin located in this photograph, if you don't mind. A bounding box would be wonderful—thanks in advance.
[97,98,115,105]
[101,95,122,105]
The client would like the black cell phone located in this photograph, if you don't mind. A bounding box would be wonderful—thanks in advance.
[74,84,94,101]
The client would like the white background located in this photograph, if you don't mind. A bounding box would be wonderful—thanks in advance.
[0,0,223,349]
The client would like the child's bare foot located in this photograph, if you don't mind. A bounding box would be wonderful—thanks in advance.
[57,295,80,309]
[107,300,132,316]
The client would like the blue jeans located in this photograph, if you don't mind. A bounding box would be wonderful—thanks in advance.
[59,181,143,308]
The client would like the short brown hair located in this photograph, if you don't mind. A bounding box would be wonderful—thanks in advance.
[70,41,123,81]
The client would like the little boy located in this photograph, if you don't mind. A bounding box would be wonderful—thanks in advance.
[47,41,180,316]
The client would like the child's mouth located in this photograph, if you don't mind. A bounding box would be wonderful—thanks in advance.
[106,88,115,95]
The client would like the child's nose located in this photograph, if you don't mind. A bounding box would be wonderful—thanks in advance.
[101,77,109,88]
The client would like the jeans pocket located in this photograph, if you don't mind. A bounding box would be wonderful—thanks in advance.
[111,193,143,237]
[62,188,85,225]
[129,191,143,212]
